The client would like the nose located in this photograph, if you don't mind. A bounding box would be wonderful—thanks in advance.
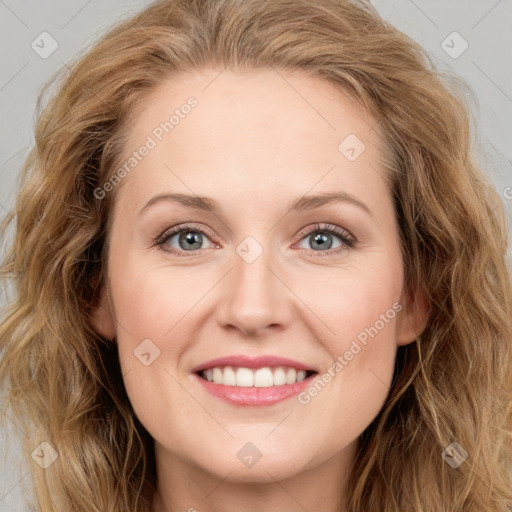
[215,244,294,337]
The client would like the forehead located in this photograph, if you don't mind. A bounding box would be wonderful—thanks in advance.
[112,67,390,217]
[128,66,381,149]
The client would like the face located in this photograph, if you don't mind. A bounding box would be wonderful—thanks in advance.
[92,67,428,483]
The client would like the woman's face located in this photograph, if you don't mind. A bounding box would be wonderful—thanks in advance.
[92,68,427,483]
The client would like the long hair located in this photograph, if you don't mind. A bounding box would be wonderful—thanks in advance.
[1,0,511,510]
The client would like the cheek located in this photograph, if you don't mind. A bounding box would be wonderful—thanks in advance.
[107,260,198,436]
[106,253,195,394]
[296,262,402,411]
[297,259,403,352]
[109,253,197,338]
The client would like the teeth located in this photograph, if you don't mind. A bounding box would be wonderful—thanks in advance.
[286,368,297,385]
[236,367,254,387]
[296,370,307,382]
[201,366,312,387]
[273,367,286,386]
[223,366,236,386]
[253,367,273,387]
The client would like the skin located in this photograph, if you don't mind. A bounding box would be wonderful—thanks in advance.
[92,67,429,512]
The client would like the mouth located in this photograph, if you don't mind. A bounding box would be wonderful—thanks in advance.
[196,366,318,387]
[190,355,320,405]
[192,365,319,406]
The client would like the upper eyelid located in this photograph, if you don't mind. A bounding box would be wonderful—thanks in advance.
[296,223,353,241]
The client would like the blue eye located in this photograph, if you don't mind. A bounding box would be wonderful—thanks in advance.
[156,224,214,255]
[156,222,355,257]
[295,223,355,255]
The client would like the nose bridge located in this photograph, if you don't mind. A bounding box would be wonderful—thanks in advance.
[216,234,291,334]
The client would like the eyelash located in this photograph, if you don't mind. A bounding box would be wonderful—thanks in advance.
[155,223,356,257]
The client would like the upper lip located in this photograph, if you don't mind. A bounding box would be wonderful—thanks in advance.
[191,355,319,373]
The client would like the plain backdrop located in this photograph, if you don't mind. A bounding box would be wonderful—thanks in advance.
[1,0,511,510]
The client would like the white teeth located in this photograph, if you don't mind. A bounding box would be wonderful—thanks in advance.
[202,366,313,387]
[236,367,253,387]
[223,366,236,386]
[254,367,273,387]
[273,367,287,386]
[213,367,223,383]
[285,368,297,384]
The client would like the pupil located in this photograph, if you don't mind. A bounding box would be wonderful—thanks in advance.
[312,232,332,250]
[180,231,202,250]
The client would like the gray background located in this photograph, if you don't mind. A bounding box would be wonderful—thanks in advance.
[1,0,511,510]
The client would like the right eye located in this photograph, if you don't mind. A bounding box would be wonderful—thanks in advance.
[156,224,216,256]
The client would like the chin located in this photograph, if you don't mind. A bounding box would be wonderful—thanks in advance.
[189,441,318,483]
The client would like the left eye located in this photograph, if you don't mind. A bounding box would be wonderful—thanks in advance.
[156,223,355,256]
[296,229,345,252]
[294,223,356,255]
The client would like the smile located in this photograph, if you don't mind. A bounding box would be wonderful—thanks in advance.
[198,365,316,387]
[191,355,319,406]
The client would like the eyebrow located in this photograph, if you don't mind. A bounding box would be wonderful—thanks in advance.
[138,191,372,217]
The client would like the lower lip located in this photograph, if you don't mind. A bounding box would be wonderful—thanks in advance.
[192,373,317,406]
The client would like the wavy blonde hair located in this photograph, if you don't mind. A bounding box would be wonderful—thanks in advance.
[1,0,511,510]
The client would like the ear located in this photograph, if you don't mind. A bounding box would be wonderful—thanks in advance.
[395,282,431,346]
[89,283,116,340]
